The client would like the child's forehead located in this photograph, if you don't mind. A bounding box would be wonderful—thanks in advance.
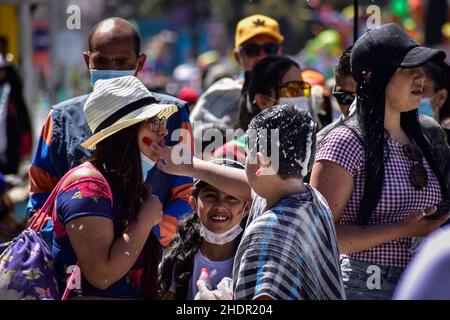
[200,184,217,191]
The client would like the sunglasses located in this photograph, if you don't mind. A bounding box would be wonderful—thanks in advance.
[146,117,167,133]
[278,81,312,98]
[239,43,280,57]
[332,86,356,105]
[403,144,428,190]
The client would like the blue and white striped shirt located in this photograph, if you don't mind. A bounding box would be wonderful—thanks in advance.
[233,185,345,300]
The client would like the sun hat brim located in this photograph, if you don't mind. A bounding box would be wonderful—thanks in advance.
[81,103,178,150]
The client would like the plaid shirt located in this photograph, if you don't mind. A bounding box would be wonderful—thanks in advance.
[233,186,346,300]
[316,123,442,268]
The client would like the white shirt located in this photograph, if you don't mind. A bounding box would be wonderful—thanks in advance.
[170,249,234,300]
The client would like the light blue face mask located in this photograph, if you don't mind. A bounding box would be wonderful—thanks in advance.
[141,153,156,183]
[90,69,136,86]
[418,98,435,118]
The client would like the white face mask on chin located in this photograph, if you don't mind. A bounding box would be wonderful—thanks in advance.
[199,222,243,245]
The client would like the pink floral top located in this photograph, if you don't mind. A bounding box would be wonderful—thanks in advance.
[52,163,145,298]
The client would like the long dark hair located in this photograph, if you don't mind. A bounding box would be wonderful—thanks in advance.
[237,56,300,131]
[89,123,160,299]
[355,68,448,225]
[158,185,245,299]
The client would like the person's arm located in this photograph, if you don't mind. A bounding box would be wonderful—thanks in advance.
[151,144,253,202]
[157,108,194,246]
[310,160,450,254]
[59,170,163,289]
[27,111,59,221]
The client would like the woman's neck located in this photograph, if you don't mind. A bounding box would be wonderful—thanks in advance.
[200,240,235,261]
[384,104,411,144]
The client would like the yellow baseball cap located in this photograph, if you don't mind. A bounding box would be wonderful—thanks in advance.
[235,14,284,49]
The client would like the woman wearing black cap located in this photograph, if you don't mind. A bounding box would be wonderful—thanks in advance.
[310,23,450,300]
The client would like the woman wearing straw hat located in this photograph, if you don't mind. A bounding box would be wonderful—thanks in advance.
[51,75,178,299]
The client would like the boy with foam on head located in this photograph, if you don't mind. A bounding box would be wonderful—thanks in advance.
[151,104,345,300]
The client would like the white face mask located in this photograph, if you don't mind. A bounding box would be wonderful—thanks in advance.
[200,222,243,245]
[90,69,136,86]
[278,96,310,112]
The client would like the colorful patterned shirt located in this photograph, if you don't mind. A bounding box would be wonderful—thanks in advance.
[233,185,345,300]
[52,163,144,298]
[315,122,442,268]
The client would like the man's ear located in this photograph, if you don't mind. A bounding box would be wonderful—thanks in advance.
[83,52,90,71]
[136,53,147,74]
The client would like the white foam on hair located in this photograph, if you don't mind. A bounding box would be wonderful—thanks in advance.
[300,120,315,177]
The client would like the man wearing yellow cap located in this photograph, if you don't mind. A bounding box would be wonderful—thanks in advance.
[190,14,284,150]
[233,14,284,73]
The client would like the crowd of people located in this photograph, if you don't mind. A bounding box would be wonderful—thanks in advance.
[1,12,450,300]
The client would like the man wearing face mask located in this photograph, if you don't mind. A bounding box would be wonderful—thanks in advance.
[28,18,194,248]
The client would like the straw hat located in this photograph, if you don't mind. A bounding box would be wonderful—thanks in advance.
[81,76,178,150]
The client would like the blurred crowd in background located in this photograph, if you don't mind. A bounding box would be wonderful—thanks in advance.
[0,0,449,255]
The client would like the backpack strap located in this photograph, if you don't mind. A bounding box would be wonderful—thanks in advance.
[29,163,92,232]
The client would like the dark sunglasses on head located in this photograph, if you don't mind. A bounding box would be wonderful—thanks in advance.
[239,43,280,57]
[403,143,428,190]
[278,81,311,97]
[331,86,356,105]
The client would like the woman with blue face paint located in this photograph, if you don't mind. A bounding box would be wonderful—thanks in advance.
[420,61,450,141]
[51,75,178,299]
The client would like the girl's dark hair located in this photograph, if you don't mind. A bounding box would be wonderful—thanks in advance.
[237,56,300,131]
[355,68,448,225]
[158,185,245,299]
[423,60,450,121]
[89,123,160,299]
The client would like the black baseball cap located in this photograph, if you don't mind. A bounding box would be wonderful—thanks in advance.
[351,23,446,81]
[194,158,245,188]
